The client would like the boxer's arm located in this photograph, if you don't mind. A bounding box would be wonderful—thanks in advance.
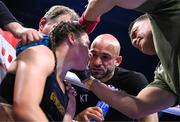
[12,46,54,121]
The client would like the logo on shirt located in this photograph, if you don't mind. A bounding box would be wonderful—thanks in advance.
[80,94,88,102]
[50,92,65,114]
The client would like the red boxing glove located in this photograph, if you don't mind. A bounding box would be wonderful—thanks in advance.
[79,13,100,34]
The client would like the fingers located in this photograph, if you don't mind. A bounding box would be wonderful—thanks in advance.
[88,107,104,121]
[26,29,43,41]
[15,28,43,45]
[5,22,43,44]
[20,28,43,45]
[82,107,104,122]
[107,84,119,91]
[68,87,77,96]
[66,83,77,117]
[66,83,77,97]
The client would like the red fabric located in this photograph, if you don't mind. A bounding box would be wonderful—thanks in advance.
[79,14,100,34]
[0,29,20,48]
[1,47,5,56]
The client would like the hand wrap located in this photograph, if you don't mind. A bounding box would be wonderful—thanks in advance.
[79,13,100,34]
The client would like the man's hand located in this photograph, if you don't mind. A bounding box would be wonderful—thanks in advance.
[63,83,77,122]
[4,22,43,45]
[75,107,104,122]
[66,83,77,117]
[13,27,43,45]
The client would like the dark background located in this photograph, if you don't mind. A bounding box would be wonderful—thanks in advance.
[2,0,180,121]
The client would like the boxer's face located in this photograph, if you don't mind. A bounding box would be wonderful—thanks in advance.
[71,33,90,70]
[130,18,156,55]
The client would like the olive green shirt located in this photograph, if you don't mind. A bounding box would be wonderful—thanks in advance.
[136,0,180,101]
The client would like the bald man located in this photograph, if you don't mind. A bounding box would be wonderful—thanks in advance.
[73,34,158,121]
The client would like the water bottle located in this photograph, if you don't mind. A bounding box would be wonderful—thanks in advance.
[90,101,110,122]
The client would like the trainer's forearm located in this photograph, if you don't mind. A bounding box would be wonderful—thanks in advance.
[0,1,17,27]
[113,0,147,9]
[83,0,147,21]
[138,113,159,122]
[84,0,116,21]
[89,79,143,119]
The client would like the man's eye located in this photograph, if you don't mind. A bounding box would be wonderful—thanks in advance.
[92,53,98,57]
[101,55,111,60]
[131,29,137,39]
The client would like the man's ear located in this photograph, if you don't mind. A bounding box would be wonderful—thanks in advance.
[115,56,122,66]
[67,33,75,45]
[39,17,47,32]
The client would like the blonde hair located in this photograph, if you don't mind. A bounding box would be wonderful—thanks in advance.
[44,5,79,21]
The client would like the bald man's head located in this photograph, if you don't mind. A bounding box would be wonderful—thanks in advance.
[91,34,121,56]
[89,34,122,82]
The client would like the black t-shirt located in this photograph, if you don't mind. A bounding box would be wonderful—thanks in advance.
[74,67,148,121]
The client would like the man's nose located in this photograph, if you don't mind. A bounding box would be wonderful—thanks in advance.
[93,56,102,65]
